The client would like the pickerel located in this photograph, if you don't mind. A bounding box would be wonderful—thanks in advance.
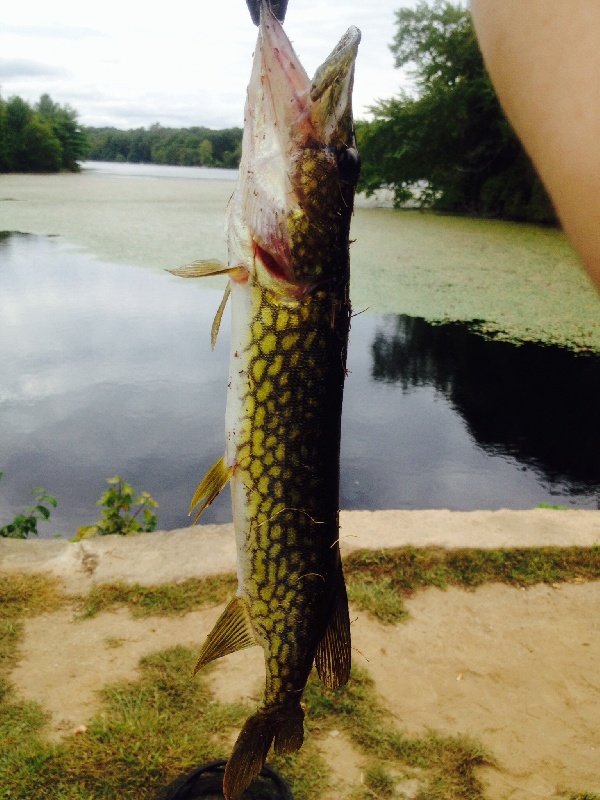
[171,4,360,798]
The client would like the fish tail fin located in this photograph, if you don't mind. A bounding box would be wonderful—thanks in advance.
[223,705,304,800]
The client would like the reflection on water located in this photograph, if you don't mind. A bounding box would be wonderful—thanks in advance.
[0,233,597,538]
[80,160,238,182]
[370,316,600,498]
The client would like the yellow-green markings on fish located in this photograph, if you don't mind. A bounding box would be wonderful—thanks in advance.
[169,3,360,799]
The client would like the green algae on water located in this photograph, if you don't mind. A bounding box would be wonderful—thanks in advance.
[350,210,600,353]
[2,173,599,352]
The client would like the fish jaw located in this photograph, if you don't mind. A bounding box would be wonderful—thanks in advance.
[227,2,361,297]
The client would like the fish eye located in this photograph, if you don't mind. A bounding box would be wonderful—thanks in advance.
[337,146,361,184]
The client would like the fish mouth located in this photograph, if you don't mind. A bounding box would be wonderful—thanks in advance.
[235,3,360,292]
[309,24,361,146]
[252,1,361,150]
[253,242,291,283]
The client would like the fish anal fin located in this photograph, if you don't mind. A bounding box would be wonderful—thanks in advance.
[190,454,233,523]
[211,283,231,350]
[315,568,351,689]
[194,596,256,675]
[223,705,304,800]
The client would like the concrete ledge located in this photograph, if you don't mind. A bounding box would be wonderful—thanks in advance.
[1,509,598,594]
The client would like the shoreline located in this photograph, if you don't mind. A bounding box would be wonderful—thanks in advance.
[2,170,598,351]
[2,508,599,595]
[4,506,600,798]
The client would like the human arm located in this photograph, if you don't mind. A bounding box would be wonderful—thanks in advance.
[471,0,600,290]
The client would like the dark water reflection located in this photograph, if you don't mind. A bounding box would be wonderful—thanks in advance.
[0,233,598,538]
[369,316,599,499]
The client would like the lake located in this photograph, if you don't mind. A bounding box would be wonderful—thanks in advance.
[1,164,599,537]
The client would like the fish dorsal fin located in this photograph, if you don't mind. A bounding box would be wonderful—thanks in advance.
[168,259,231,278]
[194,596,256,674]
[211,283,231,350]
[190,454,233,523]
[314,567,351,689]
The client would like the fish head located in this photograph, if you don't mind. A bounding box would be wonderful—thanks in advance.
[229,2,361,299]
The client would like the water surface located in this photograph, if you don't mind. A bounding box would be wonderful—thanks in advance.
[3,165,598,350]
[1,232,597,537]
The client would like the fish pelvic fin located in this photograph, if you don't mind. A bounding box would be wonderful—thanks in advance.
[194,596,256,674]
[211,283,231,350]
[314,567,351,688]
[189,454,233,523]
[223,704,304,800]
[168,261,243,348]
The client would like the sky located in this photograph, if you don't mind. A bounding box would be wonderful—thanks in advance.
[0,0,419,130]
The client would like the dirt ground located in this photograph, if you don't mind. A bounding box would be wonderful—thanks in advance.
[3,510,600,799]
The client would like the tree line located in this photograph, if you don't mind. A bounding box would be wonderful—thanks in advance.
[0,94,243,172]
[2,4,553,224]
[356,0,555,223]
[0,93,88,172]
[84,124,242,168]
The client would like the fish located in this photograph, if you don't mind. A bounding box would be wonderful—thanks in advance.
[170,3,361,798]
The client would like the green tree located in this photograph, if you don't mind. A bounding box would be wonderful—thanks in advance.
[0,93,87,172]
[84,124,243,168]
[357,1,555,222]
[3,96,34,170]
[0,96,9,170]
[36,94,88,170]
[198,138,214,166]
[35,93,60,117]
[21,116,63,171]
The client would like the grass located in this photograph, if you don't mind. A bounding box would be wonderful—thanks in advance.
[344,546,600,624]
[69,546,600,626]
[0,641,326,800]
[77,573,238,618]
[0,573,69,620]
[1,546,600,798]
[303,666,493,800]
[535,503,573,510]
[0,641,491,800]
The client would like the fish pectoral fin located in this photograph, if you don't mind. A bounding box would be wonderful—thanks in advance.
[169,263,242,349]
[189,454,233,523]
[211,283,231,350]
[224,705,304,800]
[168,260,248,280]
[314,568,351,689]
[194,596,256,675]
[168,259,231,278]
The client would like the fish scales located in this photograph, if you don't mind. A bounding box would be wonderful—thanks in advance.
[170,4,360,798]
[232,282,349,707]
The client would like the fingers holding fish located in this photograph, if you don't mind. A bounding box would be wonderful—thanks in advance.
[246,0,289,25]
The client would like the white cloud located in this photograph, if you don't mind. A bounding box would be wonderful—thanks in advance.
[1,23,106,39]
[0,58,67,80]
[0,0,418,129]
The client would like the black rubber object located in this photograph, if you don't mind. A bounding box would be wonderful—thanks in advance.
[159,759,294,799]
